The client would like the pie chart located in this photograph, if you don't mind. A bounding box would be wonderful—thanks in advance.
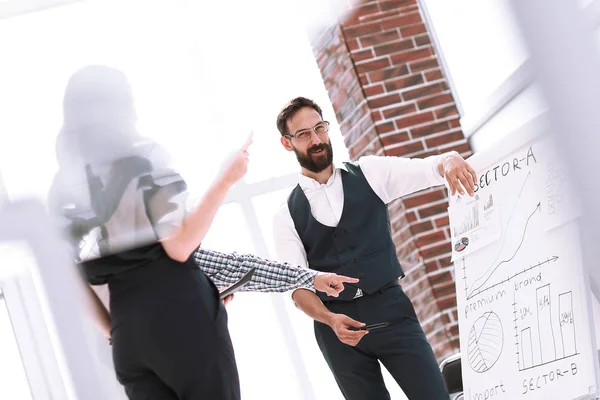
[467,311,504,373]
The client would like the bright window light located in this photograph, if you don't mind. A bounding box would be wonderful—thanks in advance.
[423,0,529,119]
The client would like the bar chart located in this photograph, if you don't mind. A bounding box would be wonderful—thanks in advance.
[453,203,480,237]
[514,284,578,371]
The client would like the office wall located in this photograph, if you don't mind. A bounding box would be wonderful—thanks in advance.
[421,0,600,350]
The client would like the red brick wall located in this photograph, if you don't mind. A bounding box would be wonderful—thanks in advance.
[311,0,473,361]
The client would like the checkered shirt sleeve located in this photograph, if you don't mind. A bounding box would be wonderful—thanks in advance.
[193,248,316,293]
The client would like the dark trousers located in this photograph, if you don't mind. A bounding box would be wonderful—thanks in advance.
[108,257,240,400]
[315,284,449,400]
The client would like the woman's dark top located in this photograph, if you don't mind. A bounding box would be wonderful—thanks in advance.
[48,140,188,285]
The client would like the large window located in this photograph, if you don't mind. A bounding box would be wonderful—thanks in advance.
[421,0,529,123]
[421,0,600,150]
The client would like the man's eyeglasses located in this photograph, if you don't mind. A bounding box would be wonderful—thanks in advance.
[284,121,330,142]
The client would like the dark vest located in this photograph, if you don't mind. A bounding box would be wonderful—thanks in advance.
[287,162,404,302]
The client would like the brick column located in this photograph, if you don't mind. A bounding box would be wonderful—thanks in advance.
[311,0,472,360]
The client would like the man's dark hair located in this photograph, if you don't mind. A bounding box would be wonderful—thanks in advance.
[276,97,323,136]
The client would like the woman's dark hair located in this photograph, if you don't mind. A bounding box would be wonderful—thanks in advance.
[57,65,141,166]
[62,65,135,130]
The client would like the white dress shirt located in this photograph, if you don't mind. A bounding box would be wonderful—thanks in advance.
[272,154,446,295]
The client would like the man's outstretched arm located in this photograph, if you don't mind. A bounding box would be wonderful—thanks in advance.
[195,248,357,297]
[358,151,477,204]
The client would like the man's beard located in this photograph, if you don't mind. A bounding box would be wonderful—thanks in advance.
[293,141,334,173]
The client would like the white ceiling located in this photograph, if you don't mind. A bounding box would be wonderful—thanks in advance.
[0,0,81,20]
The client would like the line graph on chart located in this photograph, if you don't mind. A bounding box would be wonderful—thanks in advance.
[462,172,549,300]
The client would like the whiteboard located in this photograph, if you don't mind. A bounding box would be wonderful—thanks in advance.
[448,119,600,400]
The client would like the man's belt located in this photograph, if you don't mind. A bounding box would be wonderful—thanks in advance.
[353,279,401,299]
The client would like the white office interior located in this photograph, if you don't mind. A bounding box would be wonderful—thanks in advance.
[0,0,599,399]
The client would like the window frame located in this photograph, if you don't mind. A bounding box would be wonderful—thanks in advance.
[0,201,108,400]
[223,175,319,400]
[2,275,68,400]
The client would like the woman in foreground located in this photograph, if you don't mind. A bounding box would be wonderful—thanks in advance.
[48,65,357,400]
